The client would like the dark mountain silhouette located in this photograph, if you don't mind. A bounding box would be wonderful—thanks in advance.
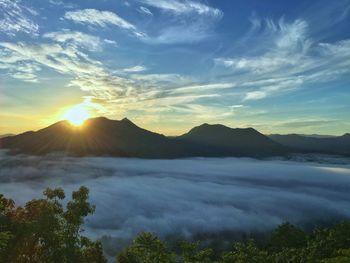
[0,117,287,158]
[0,134,14,138]
[179,123,287,156]
[269,133,350,156]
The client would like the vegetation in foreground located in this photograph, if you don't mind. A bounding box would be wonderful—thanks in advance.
[1,187,350,263]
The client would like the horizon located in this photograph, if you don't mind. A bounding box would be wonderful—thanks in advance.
[0,115,348,137]
[1,0,350,136]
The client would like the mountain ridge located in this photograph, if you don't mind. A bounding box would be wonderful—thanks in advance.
[1,117,349,158]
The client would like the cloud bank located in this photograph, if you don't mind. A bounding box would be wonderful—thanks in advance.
[0,151,350,257]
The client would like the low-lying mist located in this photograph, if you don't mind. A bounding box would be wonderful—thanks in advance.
[1,150,350,257]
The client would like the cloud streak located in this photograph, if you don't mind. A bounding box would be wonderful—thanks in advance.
[139,0,223,44]
[140,0,222,18]
[64,9,146,38]
[215,17,350,101]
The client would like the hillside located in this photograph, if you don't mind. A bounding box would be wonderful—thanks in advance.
[269,133,350,156]
[179,123,287,156]
[0,117,287,158]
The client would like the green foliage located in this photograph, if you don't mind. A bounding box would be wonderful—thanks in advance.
[180,241,213,263]
[268,222,307,251]
[118,232,176,263]
[119,222,350,263]
[221,240,268,263]
[0,187,106,263]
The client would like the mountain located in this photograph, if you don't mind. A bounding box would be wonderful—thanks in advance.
[179,123,287,157]
[269,133,350,156]
[0,134,14,138]
[0,117,287,158]
[0,117,193,158]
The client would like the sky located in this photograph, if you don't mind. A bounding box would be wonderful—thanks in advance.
[0,0,349,135]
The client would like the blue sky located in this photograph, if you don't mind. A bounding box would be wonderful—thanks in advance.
[0,0,349,135]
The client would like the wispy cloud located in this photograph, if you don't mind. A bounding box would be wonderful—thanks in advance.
[140,0,222,17]
[0,0,38,36]
[139,0,223,44]
[48,0,76,9]
[215,17,350,101]
[64,9,146,38]
[0,47,40,82]
[122,65,147,72]
[43,29,104,51]
[138,6,153,16]
[215,18,311,74]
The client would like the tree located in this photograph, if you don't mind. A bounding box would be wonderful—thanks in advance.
[117,232,175,263]
[180,241,213,263]
[221,240,268,263]
[0,187,106,263]
[268,222,307,252]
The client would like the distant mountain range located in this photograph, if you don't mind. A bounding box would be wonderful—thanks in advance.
[269,133,350,156]
[0,117,349,158]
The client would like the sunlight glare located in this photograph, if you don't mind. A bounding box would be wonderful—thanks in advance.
[63,105,90,126]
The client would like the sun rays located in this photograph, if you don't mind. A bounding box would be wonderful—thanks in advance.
[62,104,90,126]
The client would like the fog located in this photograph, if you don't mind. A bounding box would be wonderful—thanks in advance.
[1,150,350,257]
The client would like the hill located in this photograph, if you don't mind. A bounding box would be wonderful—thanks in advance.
[179,123,287,156]
[269,133,350,156]
[0,117,287,158]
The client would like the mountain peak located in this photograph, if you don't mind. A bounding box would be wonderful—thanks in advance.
[121,117,132,123]
[342,133,350,138]
[190,123,257,134]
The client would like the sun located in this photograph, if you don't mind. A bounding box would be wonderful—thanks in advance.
[63,105,90,126]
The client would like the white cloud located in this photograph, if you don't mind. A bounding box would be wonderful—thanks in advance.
[215,17,350,101]
[63,9,146,38]
[123,65,147,72]
[1,153,350,257]
[0,0,39,36]
[43,30,103,51]
[139,0,222,44]
[144,22,214,44]
[140,0,222,18]
[48,0,76,9]
[0,39,211,116]
[0,48,40,82]
[216,18,310,74]
[138,6,153,16]
[103,39,117,46]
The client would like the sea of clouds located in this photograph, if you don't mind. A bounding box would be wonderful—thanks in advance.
[1,150,350,257]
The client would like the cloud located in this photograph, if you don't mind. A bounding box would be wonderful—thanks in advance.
[122,65,147,72]
[243,77,304,101]
[215,18,310,74]
[140,0,222,18]
[48,0,76,9]
[139,0,223,44]
[138,6,153,16]
[43,30,103,51]
[0,0,39,36]
[270,119,338,129]
[0,48,41,82]
[63,9,146,38]
[215,17,350,101]
[144,23,215,44]
[0,38,215,117]
[0,152,350,258]
[103,39,117,46]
